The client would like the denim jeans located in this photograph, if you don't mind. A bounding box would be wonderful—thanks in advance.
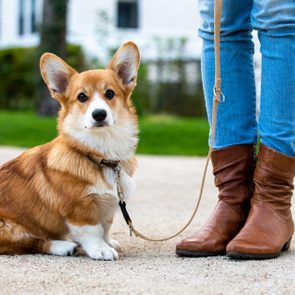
[199,0,295,157]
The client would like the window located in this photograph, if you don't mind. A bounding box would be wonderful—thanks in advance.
[18,0,25,35]
[31,0,36,33]
[18,0,37,36]
[117,0,138,29]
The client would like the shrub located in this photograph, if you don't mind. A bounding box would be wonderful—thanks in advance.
[132,59,206,117]
[131,63,152,116]
[0,46,206,117]
[0,44,86,110]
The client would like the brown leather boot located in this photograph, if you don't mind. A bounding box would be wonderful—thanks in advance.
[176,144,256,257]
[227,145,295,259]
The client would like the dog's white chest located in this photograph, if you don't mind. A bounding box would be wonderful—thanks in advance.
[88,166,134,200]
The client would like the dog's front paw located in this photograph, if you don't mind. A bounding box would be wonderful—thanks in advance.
[50,240,78,256]
[107,239,121,250]
[86,243,119,261]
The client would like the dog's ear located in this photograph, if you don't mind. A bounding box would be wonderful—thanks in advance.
[108,42,140,91]
[40,53,77,101]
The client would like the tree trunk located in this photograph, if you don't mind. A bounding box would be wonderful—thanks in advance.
[36,0,68,116]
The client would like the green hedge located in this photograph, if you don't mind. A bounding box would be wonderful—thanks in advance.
[131,60,206,117]
[0,46,206,117]
[0,45,85,110]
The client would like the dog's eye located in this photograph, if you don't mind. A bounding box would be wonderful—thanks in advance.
[105,89,115,100]
[77,92,88,103]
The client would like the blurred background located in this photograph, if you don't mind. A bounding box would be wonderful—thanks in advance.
[0,0,210,155]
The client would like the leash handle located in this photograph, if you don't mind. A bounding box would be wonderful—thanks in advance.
[118,0,223,242]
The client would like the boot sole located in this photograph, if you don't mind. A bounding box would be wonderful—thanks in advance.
[176,249,225,258]
[226,252,280,260]
[226,237,292,260]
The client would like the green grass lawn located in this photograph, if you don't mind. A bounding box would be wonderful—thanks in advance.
[0,111,209,156]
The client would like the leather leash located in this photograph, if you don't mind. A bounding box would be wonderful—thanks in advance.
[100,0,224,242]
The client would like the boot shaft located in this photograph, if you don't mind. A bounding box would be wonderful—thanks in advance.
[211,144,256,207]
[253,144,295,214]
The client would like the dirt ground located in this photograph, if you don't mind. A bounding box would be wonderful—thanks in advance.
[0,147,294,295]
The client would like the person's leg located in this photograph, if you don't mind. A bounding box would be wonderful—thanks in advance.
[176,0,257,257]
[200,0,257,148]
[227,0,295,259]
[256,2,295,156]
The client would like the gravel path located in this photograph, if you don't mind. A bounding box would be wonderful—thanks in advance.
[0,147,294,295]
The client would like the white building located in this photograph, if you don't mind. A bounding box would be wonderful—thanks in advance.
[0,0,203,62]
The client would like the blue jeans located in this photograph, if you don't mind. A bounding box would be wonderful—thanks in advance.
[199,0,295,157]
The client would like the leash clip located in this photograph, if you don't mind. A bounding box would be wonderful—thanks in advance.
[113,164,121,175]
[213,86,225,103]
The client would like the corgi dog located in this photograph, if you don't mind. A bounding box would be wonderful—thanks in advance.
[0,42,140,260]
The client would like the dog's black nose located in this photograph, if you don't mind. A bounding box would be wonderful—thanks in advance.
[92,109,107,122]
